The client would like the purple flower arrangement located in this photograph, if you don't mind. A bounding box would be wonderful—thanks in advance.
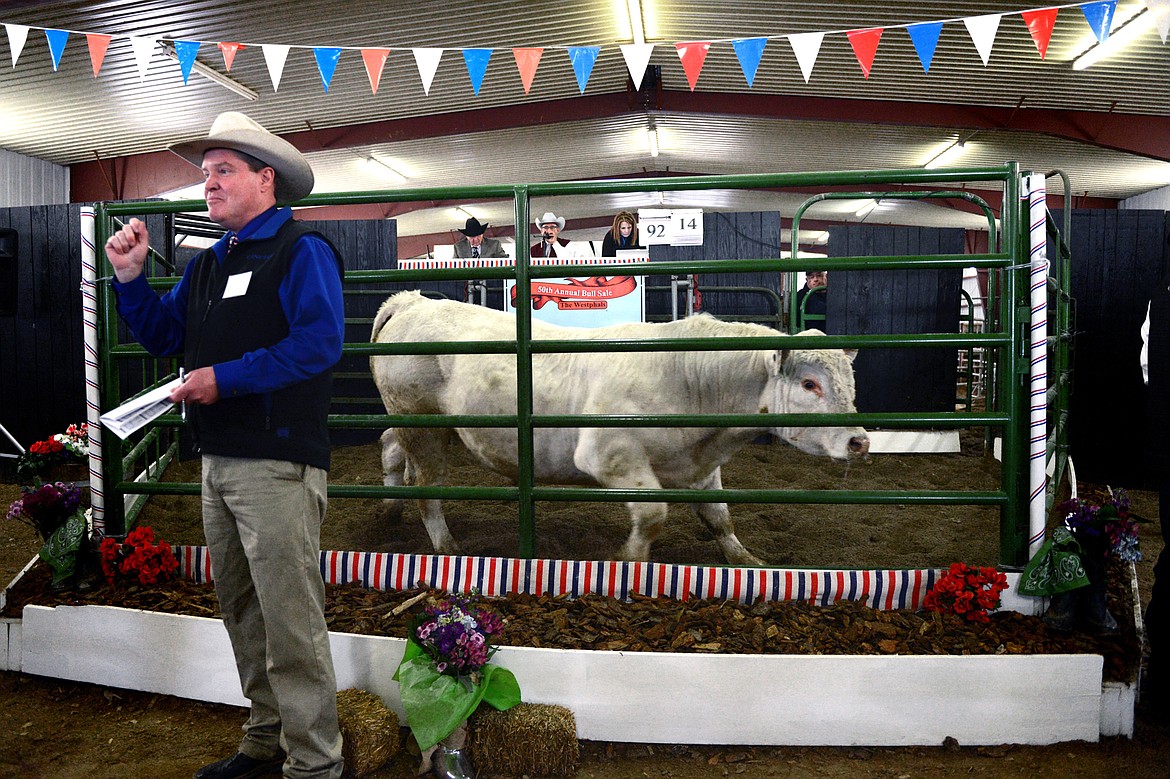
[411,593,505,680]
[1057,488,1142,563]
[6,481,84,541]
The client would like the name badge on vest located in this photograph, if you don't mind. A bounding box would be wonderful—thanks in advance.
[223,271,253,299]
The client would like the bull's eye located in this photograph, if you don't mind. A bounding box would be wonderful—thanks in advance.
[802,379,819,392]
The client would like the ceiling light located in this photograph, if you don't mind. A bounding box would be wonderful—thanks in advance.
[365,155,409,183]
[626,0,646,45]
[924,141,969,169]
[648,127,660,158]
[1072,9,1157,70]
[160,43,258,101]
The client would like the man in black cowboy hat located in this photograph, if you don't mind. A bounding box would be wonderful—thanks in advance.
[453,216,507,259]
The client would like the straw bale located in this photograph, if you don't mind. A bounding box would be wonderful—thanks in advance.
[470,703,579,775]
[336,688,401,777]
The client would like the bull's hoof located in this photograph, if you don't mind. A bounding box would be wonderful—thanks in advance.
[434,537,462,556]
[615,542,651,562]
[730,550,766,567]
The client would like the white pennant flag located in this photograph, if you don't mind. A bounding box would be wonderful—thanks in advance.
[619,43,654,89]
[5,24,29,68]
[1148,0,1170,44]
[963,13,1001,66]
[128,36,158,81]
[413,48,443,95]
[262,44,290,92]
[787,32,824,84]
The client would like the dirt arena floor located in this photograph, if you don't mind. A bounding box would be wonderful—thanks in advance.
[3,432,1170,778]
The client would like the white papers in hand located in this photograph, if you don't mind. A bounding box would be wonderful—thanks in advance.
[99,378,183,439]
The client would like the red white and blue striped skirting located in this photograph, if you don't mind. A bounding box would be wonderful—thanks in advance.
[175,546,938,610]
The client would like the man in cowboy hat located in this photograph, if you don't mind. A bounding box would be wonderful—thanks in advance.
[104,112,345,779]
[453,216,507,259]
[531,211,574,258]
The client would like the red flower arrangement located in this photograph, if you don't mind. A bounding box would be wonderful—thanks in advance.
[98,526,179,587]
[924,562,1009,624]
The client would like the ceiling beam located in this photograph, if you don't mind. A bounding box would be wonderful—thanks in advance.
[70,90,1149,202]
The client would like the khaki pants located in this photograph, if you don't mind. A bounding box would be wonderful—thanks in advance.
[202,455,343,779]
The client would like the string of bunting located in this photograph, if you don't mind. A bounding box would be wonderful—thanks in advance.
[3,1,1167,98]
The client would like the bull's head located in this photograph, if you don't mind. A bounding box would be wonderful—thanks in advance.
[764,331,869,460]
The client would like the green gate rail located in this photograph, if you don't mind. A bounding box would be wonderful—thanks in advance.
[94,163,1050,568]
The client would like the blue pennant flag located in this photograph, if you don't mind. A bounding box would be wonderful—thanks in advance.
[314,47,342,92]
[567,46,600,93]
[45,29,69,71]
[1081,0,1117,43]
[463,48,492,95]
[174,40,201,85]
[906,22,942,73]
[732,37,766,87]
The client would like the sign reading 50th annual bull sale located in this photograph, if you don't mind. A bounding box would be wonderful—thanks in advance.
[504,250,648,327]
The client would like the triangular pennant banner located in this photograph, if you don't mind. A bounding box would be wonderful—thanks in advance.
[1021,8,1059,58]
[85,33,111,78]
[787,32,823,83]
[5,24,29,68]
[906,22,942,72]
[1150,0,1170,44]
[674,41,710,91]
[128,36,157,81]
[218,41,244,72]
[1081,0,1118,43]
[845,28,882,79]
[45,29,69,71]
[262,44,290,91]
[313,46,342,92]
[413,48,443,95]
[174,40,201,85]
[963,13,1002,65]
[732,37,766,87]
[567,46,600,93]
[619,43,654,89]
[361,48,390,94]
[462,48,492,95]
[512,47,543,95]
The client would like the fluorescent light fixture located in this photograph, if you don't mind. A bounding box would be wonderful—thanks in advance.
[1072,9,1157,70]
[924,141,969,170]
[648,127,660,157]
[854,199,877,218]
[364,155,409,184]
[161,43,258,101]
[626,0,646,44]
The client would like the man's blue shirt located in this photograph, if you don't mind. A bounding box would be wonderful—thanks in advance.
[112,207,344,398]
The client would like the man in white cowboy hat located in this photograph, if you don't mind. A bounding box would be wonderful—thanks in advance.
[531,211,574,258]
[104,112,345,779]
[453,216,507,259]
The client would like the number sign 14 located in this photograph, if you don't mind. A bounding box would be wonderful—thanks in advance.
[637,208,704,246]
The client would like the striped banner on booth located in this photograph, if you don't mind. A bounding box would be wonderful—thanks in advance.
[173,547,938,610]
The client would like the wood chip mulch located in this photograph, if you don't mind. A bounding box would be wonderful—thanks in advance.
[2,561,1140,683]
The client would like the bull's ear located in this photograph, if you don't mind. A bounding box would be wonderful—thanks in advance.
[843,348,859,362]
[769,350,786,374]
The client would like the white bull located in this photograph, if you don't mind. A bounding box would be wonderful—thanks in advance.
[370,291,868,565]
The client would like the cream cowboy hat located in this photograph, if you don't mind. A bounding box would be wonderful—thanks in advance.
[169,112,314,204]
[535,212,565,230]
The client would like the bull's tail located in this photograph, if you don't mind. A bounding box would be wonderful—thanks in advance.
[371,290,427,342]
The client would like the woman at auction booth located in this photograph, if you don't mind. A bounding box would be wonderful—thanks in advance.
[601,211,644,256]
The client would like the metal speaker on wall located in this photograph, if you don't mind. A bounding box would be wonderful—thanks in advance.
[0,227,16,316]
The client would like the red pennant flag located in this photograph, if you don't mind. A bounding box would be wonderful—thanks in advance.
[85,33,111,77]
[674,41,711,91]
[1021,8,1058,59]
[218,41,244,72]
[846,27,883,79]
[512,47,543,95]
[361,48,390,94]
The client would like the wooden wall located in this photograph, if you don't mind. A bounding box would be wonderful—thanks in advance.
[828,225,965,413]
[0,204,86,450]
[1067,209,1170,487]
[647,211,784,325]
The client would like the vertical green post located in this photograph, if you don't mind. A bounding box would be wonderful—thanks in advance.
[512,189,537,557]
